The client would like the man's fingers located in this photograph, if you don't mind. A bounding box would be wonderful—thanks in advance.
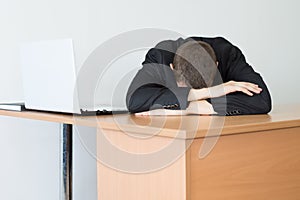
[238,82,262,94]
[237,86,254,96]
[244,84,262,94]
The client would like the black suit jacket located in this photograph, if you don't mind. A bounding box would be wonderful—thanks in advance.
[126,37,272,115]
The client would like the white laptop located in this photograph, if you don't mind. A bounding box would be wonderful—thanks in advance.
[20,39,135,114]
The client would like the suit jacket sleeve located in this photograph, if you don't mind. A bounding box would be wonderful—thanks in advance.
[126,47,190,113]
[211,38,272,115]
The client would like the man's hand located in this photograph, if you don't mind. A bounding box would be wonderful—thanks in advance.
[135,100,215,116]
[188,81,262,101]
[185,100,216,115]
[210,81,262,97]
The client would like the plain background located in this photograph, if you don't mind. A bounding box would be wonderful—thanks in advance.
[1,0,300,105]
[0,0,299,199]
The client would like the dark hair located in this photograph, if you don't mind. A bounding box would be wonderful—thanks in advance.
[173,41,217,89]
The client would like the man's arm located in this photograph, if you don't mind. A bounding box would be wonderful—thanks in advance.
[135,100,216,116]
[135,81,262,116]
[127,82,190,113]
[188,81,262,101]
[212,40,272,115]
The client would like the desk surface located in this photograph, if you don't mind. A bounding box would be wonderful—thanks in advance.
[0,104,300,139]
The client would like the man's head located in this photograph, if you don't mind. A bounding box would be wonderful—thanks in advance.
[172,41,217,89]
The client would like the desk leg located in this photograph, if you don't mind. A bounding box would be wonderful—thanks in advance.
[60,124,73,200]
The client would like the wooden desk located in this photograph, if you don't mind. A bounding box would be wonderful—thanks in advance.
[1,105,300,200]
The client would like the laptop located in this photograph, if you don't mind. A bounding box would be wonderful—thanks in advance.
[20,39,137,114]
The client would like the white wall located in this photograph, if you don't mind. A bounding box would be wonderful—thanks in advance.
[0,117,98,200]
[0,116,60,200]
[1,0,299,105]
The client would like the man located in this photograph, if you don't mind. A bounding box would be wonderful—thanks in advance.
[126,36,272,115]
